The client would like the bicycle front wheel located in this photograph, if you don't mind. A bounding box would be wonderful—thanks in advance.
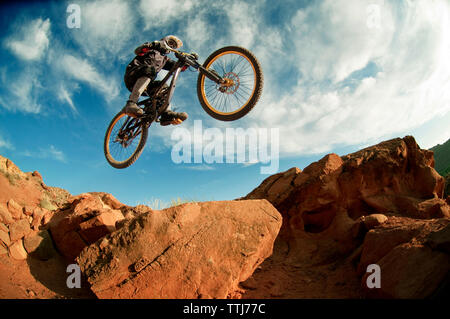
[104,111,148,169]
[197,46,263,121]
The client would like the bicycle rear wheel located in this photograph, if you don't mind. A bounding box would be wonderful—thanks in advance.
[104,111,148,169]
[197,46,263,121]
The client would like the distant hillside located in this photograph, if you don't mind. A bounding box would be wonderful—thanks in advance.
[430,138,450,176]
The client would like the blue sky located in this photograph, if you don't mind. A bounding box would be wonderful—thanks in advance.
[0,0,449,207]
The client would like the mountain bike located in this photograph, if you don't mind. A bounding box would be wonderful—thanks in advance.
[104,46,263,169]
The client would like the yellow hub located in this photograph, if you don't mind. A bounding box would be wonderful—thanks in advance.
[221,78,235,87]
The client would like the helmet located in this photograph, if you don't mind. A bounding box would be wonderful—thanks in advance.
[162,35,183,50]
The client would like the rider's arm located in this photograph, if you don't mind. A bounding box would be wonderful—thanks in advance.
[163,58,177,71]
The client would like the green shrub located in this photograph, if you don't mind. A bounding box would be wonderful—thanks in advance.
[39,197,57,211]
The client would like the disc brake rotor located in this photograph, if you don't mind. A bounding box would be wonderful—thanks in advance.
[218,72,240,94]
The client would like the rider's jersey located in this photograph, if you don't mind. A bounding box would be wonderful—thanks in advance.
[127,41,176,75]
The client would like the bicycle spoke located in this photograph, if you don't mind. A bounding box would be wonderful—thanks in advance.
[107,114,144,163]
[203,51,257,115]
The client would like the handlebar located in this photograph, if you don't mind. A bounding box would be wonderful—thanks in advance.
[166,47,198,61]
[166,47,224,84]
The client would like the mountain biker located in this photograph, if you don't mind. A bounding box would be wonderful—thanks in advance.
[122,35,188,125]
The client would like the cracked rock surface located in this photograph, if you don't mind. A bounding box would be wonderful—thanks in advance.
[76,200,282,299]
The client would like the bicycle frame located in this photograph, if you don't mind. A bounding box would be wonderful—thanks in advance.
[136,49,224,124]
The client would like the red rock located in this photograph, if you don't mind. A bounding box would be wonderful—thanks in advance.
[8,240,28,260]
[0,244,6,255]
[362,214,388,230]
[361,243,450,299]
[0,203,14,225]
[0,228,11,247]
[31,207,44,230]
[78,209,124,244]
[416,198,450,218]
[426,223,450,253]
[243,136,449,299]
[76,200,282,299]
[245,136,447,238]
[32,171,42,180]
[0,222,8,233]
[22,206,34,217]
[49,193,125,261]
[9,219,31,242]
[98,193,126,210]
[7,199,22,220]
[56,231,87,261]
[41,208,53,225]
[23,230,56,260]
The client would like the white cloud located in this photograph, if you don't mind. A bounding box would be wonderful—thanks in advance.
[47,145,66,162]
[58,54,119,101]
[183,14,212,54]
[0,136,13,150]
[21,145,67,163]
[57,84,78,114]
[0,69,43,114]
[2,0,449,162]
[243,0,450,156]
[224,1,258,49]
[183,164,215,171]
[5,18,51,61]
[290,0,395,83]
[139,0,193,29]
[73,0,135,60]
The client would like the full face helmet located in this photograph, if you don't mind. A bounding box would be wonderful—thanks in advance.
[162,35,183,50]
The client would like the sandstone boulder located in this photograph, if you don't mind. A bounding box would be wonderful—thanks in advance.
[9,240,28,260]
[246,137,446,233]
[362,214,388,230]
[0,222,8,233]
[242,136,449,299]
[49,193,126,261]
[77,200,282,299]
[9,219,31,242]
[0,203,14,225]
[361,243,449,299]
[0,244,7,255]
[0,227,11,247]
[357,217,450,298]
[245,136,448,243]
[7,199,23,220]
[426,223,450,254]
[23,230,56,260]
[0,156,27,179]
[32,171,42,180]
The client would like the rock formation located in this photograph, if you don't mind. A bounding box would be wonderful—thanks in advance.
[0,154,282,299]
[1,135,449,299]
[48,192,130,261]
[242,136,449,298]
[76,200,281,299]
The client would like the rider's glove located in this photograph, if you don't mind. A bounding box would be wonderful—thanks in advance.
[190,52,199,60]
[181,65,188,72]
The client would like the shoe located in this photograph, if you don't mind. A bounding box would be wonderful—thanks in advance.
[122,100,144,118]
[159,110,188,126]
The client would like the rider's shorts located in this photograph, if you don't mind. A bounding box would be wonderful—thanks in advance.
[124,65,156,92]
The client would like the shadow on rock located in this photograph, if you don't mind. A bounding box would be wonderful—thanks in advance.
[26,254,96,299]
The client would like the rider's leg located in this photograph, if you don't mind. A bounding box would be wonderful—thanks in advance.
[152,82,188,125]
[122,76,151,117]
[160,109,188,126]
